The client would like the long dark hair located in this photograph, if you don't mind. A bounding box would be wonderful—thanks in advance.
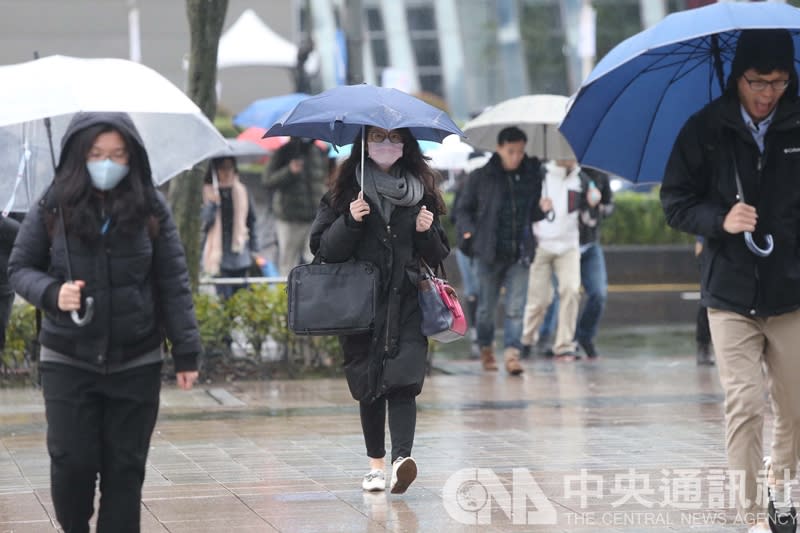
[329,127,446,214]
[48,123,154,242]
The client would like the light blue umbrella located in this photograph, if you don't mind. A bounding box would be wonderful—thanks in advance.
[268,84,463,189]
[559,2,800,184]
[266,84,463,146]
[233,92,310,129]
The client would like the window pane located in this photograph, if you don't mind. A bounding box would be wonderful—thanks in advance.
[366,8,384,31]
[411,38,440,67]
[371,39,389,67]
[407,6,436,31]
[419,74,443,97]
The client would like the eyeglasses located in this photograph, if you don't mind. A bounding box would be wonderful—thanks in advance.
[367,129,404,144]
[743,77,790,92]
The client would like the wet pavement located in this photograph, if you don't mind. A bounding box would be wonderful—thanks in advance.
[0,325,779,532]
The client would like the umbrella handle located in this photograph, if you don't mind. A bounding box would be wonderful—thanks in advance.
[744,232,773,257]
[70,296,95,327]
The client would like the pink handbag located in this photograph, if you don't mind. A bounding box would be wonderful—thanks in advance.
[418,260,467,343]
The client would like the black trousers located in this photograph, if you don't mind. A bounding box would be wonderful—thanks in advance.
[41,362,162,533]
[360,388,416,463]
[696,305,711,346]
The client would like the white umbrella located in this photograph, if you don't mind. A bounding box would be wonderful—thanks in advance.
[424,134,475,171]
[0,55,229,213]
[462,94,574,160]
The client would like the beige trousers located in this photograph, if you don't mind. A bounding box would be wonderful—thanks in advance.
[276,220,313,276]
[521,247,581,354]
[708,307,800,519]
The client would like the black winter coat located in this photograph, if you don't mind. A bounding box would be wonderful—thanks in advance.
[661,92,800,317]
[8,191,201,372]
[454,154,544,264]
[310,185,449,402]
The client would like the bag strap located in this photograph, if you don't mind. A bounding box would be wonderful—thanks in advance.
[420,257,447,279]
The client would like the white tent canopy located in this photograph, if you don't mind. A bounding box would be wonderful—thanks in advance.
[217,9,298,69]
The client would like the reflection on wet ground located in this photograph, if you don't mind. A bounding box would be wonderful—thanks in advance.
[0,325,772,532]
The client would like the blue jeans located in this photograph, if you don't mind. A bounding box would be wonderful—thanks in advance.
[475,259,529,350]
[576,243,607,343]
[539,243,607,343]
[454,249,479,299]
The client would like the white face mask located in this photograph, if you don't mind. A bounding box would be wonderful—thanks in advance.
[86,159,129,191]
[368,139,404,168]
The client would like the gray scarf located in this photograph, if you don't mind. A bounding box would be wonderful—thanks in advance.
[359,161,425,222]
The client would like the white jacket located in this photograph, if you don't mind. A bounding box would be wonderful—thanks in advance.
[533,162,582,255]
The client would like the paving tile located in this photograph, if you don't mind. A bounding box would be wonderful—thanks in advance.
[0,350,772,531]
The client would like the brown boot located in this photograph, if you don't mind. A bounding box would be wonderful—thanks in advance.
[480,347,498,371]
[504,347,524,375]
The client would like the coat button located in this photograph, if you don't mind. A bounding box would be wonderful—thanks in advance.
[97,354,105,363]
[749,309,756,316]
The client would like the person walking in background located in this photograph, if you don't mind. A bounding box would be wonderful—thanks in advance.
[530,169,612,360]
[310,126,449,495]
[263,136,329,276]
[201,156,258,300]
[574,168,614,359]
[694,236,714,366]
[454,127,543,375]
[661,29,800,533]
[8,112,200,533]
[521,158,595,361]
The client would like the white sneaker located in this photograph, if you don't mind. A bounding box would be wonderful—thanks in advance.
[390,456,417,494]
[362,469,385,491]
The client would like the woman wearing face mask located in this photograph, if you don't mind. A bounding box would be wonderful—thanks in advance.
[8,112,201,533]
[310,126,450,494]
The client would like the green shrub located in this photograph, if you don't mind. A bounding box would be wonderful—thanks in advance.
[2,302,37,374]
[193,292,231,354]
[601,189,694,245]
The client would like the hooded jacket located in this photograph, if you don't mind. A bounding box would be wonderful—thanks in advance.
[8,112,201,372]
[661,92,800,317]
[310,172,449,402]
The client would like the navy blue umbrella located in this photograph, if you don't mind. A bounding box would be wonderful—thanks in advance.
[559,2,800,184]
[233,92,310,129]
[265,84,463,146]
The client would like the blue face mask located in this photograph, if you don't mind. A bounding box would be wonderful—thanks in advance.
[86,159,129,191]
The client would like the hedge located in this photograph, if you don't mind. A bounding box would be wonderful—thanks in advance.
[442,187,693,247]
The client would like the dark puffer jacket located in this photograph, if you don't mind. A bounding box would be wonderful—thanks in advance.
[310,182,449,402]
[8,112,200,372]
[661,92,800,317]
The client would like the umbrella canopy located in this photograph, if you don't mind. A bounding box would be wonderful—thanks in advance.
[424,134,476,171]
[238,127,327,154]
[0,55,228,212]
[266,83,464,146]
[462,94,574,160]
[559,2,800,183]
[233,92,310,129]
[211,139,271,160]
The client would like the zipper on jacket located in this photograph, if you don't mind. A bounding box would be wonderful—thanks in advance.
[507,174,517,256]
[384,223,392,354]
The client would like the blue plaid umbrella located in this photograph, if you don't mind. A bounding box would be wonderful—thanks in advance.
[559,2,800,184]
